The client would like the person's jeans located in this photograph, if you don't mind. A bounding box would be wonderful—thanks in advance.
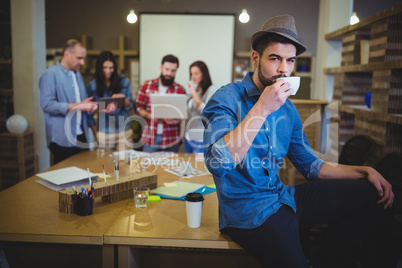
[49,134,88,165]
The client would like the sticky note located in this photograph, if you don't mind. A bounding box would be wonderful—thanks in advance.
[96,173,112,180]
[164,182,178,188]
[148,195,161,202]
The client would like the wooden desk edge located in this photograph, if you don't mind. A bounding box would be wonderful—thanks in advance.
[104,236,244,250]
[0,233,103,245]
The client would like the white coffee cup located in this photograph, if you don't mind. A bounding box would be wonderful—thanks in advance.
[276,76,300,95]
[185,192,204,228]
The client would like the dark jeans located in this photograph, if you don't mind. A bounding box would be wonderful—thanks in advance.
[226,179,386,268]
[49,134,87,165]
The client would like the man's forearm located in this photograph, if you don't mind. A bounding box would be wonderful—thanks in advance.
[138,109,151,120]
[224,103,270,163]
[317,162,370,180]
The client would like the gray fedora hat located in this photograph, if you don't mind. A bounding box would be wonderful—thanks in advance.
[251,14,306,55]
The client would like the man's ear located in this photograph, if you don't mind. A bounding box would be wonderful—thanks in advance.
[251,51,259,68]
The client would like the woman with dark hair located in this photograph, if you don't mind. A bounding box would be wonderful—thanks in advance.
[185,61,218,153]
[87,51,134,151]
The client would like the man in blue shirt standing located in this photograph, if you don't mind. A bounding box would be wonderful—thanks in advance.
[202,15,394,267]
[40,39,98,164]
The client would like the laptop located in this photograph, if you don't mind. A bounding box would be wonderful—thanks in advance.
[149,93,188,119]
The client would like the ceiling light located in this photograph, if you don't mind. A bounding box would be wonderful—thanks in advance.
[350,11,359,25]
[239,9,250,23]
[127,9,138,24]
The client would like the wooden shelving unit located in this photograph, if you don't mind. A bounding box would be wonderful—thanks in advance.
[325,3,402,166]
[0,131,36,190]
[324,60,402,73]
[81,35,138,74]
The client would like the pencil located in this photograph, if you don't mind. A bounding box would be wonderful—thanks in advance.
[102,160,106,183]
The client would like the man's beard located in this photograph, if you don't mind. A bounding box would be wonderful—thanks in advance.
[160,74,175,86]
[258,61,285,88]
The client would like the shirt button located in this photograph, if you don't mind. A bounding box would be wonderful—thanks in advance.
[270,146,273,149]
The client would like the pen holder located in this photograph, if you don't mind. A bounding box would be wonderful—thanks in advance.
[75,196,94,216]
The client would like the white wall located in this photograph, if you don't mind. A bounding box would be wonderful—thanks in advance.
[11,0,49,171]
[139,14,235,90]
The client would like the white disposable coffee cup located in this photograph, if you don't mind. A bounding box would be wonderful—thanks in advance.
[276,76,300,95]
[185,192,204,228]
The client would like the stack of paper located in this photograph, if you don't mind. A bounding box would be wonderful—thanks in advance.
[35,166,99,191]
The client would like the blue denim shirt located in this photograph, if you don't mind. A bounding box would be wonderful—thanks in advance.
[86,76,133,134]
[202,72,324,231]
[39,62,89,148]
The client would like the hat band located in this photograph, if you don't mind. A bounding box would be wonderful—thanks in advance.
[269,27,298,40]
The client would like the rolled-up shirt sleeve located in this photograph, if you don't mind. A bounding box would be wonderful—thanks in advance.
[202,89,238,178]
[205,137,236,177]
[306,158,325,180]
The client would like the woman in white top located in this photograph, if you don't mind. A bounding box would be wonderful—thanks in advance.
[185,61,218,153]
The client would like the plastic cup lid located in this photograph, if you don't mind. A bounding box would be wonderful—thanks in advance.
[185,192,204,202]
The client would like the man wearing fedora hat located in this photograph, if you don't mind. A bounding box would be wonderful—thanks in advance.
[202,15,393,267]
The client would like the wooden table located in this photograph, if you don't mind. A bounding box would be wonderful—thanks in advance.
[0,151,261,268]
[103,157,252,268]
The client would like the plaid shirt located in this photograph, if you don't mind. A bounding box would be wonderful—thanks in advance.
[135,78,186,148]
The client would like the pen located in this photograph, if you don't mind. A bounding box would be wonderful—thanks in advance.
[102,160,107,183]
[72,185,77,194]
[115,162,119,182]
[81,187,86,197]
[115,169,119,182]
[87,168,92,186]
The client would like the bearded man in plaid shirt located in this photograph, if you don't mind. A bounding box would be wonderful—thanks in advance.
[136,54,186,152]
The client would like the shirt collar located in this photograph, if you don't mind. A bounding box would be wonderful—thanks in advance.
[56,61,72,74]
[243,72,261,97]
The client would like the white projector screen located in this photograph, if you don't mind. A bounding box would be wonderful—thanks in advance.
[139,14,235,92]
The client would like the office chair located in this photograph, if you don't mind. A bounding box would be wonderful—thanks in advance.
[376,152,402,214]
[354,152,402,267]
[338,135,376,165]
[376,152,402,185]
[303,135,377,261]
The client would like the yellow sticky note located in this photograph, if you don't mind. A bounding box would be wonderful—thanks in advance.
[148,195,161,202]
[97,173,112,180]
